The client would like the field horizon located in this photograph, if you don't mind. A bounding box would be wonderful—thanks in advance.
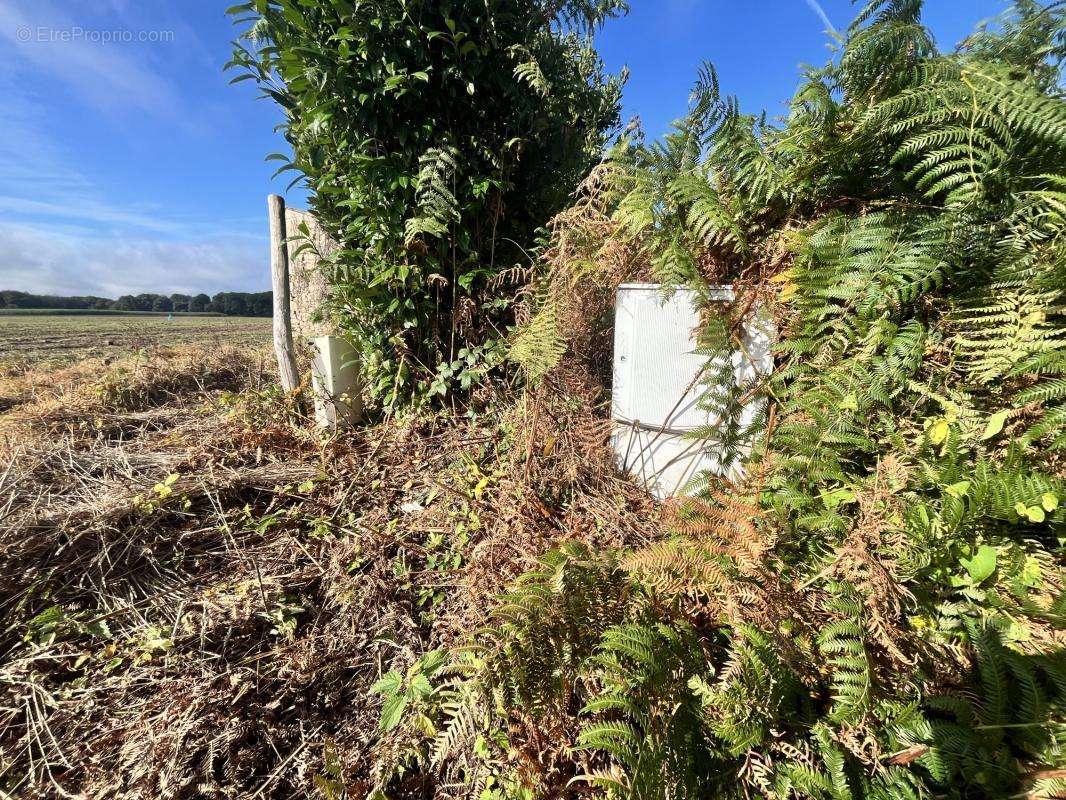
[0,308,232,317]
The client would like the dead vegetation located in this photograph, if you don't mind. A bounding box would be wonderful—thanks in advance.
[0,341,657,799]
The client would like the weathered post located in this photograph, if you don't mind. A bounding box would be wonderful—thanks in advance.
[268,194,300,394]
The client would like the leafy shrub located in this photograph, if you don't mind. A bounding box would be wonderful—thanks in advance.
[228,0,628,407]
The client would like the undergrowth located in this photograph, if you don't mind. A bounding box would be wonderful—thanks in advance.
[366,2,1066,799]
[0,345,656,798]
[3,2,1064,799]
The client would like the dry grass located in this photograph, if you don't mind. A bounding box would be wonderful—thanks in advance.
[0,339,657,799]
[0,313,271,375]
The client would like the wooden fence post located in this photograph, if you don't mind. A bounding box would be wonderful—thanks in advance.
[269,194,300,394]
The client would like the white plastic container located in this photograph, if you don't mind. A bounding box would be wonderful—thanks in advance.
[610,284,773,498]
[310,335,363,429]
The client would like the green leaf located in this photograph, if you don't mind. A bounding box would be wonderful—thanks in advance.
[961,545,997,584]
[371,670,403,697]
[378,692,408,731]
[822,487,856,509]
[980,410,1009,440]
[86,619,112,639]
[416,648,447,676]
[927,418,950,445]
[1025,506,1046,523]
[1021,556,1043,588]
[945,480,970,498]
[1041,492,1059,512]
[408,673,433,699]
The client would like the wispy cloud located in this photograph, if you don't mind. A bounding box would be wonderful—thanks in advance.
[0,79,92,198]
[0,75,245,242]
[0,221,268,297]
[0,0,189,122]
[0,3,268,296]
[802,0,838,34]
[0,196,191,236]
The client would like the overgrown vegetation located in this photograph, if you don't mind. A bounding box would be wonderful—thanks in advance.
[365,1,1066,798]
[5,2,1063,799]
[0,338,655,798]
[228,0,628,406]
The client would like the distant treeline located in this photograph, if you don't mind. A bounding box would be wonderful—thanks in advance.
[0,290,273,316]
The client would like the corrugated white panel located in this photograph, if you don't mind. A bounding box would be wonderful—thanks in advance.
[610,283,773,498]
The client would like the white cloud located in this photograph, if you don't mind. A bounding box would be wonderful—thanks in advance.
[0,221,268,298]
[0,6,265,298]
[0,0,188,122]
[0,196,190,236]
[803,0,838,34]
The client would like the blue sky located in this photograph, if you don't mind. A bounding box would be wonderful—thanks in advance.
[0,0,1011,297]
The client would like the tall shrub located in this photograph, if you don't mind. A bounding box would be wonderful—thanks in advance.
[228,0,627,406]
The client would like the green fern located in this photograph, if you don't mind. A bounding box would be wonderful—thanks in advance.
[405,144,460,243]
[373,3,1066,798]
